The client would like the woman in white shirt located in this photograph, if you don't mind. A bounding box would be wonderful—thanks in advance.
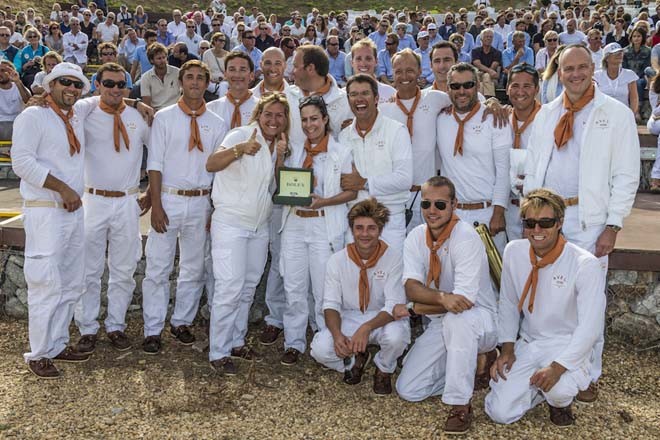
[594,42,639,120]
[300,25,322,46]
[269,14,281,38]
[202,32,227,83]
[206,93,291,375]
[278,95,357,365]
[535,30,559,76]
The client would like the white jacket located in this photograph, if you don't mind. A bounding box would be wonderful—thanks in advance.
[523,87,640,228]
[279,136,352,252]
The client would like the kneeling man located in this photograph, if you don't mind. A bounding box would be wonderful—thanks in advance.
[485,188,605,427]
[310,198,410,395]
[394,176,498,435]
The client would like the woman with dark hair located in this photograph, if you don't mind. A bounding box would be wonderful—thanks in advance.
[623,27,651,104]
[45,22,64,55]
[277,95,357,365]
[301,24,321,46]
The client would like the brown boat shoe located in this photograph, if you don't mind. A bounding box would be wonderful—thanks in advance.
[373,367,392,395]
[576,382,598,403]
[444,403,473,435]
[549,403,575,427]
[54,346,90,363]
[75,334,97,354]
[28,358,60,379]
[259,325,283,346]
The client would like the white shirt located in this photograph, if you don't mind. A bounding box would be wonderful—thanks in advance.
[0,84,23,122]
[436,105,511,206]
[176,33,202,55]
[147,103,226,190]
[96,22,119,42]
[590,48,603,68]
[79,97,149,191]
[323,244,405,315]
[404,221,497,316]
[498,239,605,371]
[509,111,535,197]
[63,31,89,64]
[593,68,637,107]
[381,89,451,186]
[12,103,92,201]
[206,93,257,132]
[167,20,187,38]
[377,82,396,104]
[559,31,587,45]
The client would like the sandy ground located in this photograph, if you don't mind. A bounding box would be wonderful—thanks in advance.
[0,317,658,439]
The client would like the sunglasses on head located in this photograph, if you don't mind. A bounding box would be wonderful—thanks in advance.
[522,217,559,229]
[420,200,448,210]
[57,77,85,89]
[510,63,539,78]
[448,81,476,90]
[101,79,127,89]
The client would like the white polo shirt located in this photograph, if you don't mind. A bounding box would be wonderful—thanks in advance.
[593,68,637,107]
[207,93,257,131]
[0,84,23,122]
[96,22,119,42]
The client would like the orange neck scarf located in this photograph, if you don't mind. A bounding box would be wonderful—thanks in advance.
[99,100,130,152]
[177,98,206,152]
[226,90,253,129]
[303,75,332,97]
[426,214,460,289]
[518,235,567,313]
[395,88,421,137]
[432,80,444,91]
[512,101,541,149]
[355,114,377,139]
[46,95,80,156]
[554,83,595,149]
[260,81,285,96]
[452,103,481,156]
[347,240,389,313]
[303,134,329,169]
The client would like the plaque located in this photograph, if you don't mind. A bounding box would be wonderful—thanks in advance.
[273,167,314,206]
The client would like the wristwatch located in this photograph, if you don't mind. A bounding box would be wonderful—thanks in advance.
[406,301,417,318]
[606,225,622,233]
[133,97,142,108]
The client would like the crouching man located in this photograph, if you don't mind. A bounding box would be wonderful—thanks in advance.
[310,198,410,395]
[485,188,606,427]
[394,176,498,435]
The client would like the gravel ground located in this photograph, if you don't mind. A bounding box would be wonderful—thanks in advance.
[0,316,658,439]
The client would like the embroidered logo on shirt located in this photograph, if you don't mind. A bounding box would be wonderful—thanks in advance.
[594,118,609,128]
[201,124,210,133]
[127,122,137,130]
[376,140,385,150]
[552,274,567,288]
[471,124,483,134]
[420,103,430,113]
[374,270,386,280]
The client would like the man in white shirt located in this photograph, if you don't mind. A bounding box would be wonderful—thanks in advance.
[12,63,92,378]
[141,60,227,354]
[436,62,511,253]
[176,19,203,57]
[394,176,498,435]
[339,74,413,255]
[207,51,257,131]
[62,18,88,69]
[72,63,149,354]
[485,189,606,427]
[0,61,30,139]
[380,49,452,231]
[167,9,187,38]
[523,44,640,402]
[558,19,587,46]
[587,29,603,67]
[350,39,396,104]
[96,12,119,44]
[310,198,410,395]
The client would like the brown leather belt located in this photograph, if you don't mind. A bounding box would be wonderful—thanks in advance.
[410,185,422,192]
[510,199,520,207]
[564,196,579,207]
[295,209,325,218]
[162,186,211,197]
[457,201,492,210]
[86,187,139,198]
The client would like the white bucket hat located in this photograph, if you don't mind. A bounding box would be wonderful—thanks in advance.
[42,62,91,95]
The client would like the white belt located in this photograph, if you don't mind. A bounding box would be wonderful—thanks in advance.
[85,186,139,196]
[23,200,64,209]
[161,185,211,196]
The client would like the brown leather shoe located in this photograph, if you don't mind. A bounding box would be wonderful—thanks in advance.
[549,404,575,427]
[373,367,392,395]
[444,404,473,435]
[142,335,162,355]
[259,325,283,346]
[170,324,195,345]
[107,330,131,351]
[54,346,90,363]
[75,334,97,354]
[280,348,301,366]
[474,349,498,391]
[576,382,598,403]
[231,345,263,362]
[210,357,237,376]
[343,351,372,385]
[28,358,60,379]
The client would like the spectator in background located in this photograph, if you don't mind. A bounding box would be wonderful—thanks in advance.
[587,29,603,67]
[167,9,186,39]
[96,12,119,45]
[119,28,145,70]
[90,42,132,97]
[117,4,133,32]
[130,29,156,81]
[63,18,88,69]
[168,42,198,68]
[455,21,475,57]
[280,36,296,82]
[203,32,228,87]
[177,19,203,55]
[45,22,64,56]
[80,9,97,61]
[559,19,587,45]
[476,18,504,52]
[255,22,275,51]
[415,31,434,88]
[596,43,640,121]
[502,31,534,76]
[93,9,105,26]
[0,60,30,140]
[439,13,457,40]
[192,11,209,37]
[59,12,71,34]
[532,19,553,53]
[535,30,559,76]
[623,27,651,106]
[235,29,263,78]
[31,51,61,95]
[540,45,565,104]
[15,28,49,87]
[156,19,175,47]
[377,33,398,84]
[472,28,501,97]
[396,23,416,51]
[0,26,18,62]
[326,35,346,86]
[134,5,148,37]
[141,42,180,110]
[506,20,531,49]
[449,33,471,63]
[301,25,321,46]
[368,19,390,52]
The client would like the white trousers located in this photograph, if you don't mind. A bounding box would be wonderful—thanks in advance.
[310,310,410,374]
[280,213,333,352]
[23,207,84,362]
[505,203,522,241]
[652,146,660,179]
[264,206,286,329]
[142,194,210,336]
[209,220,269,361]
[406,190,424,233]
[396,307,497,405]
[485,338,591,424]
[562,205,607,383]
[455,206,507,255]
[75,194,142,335]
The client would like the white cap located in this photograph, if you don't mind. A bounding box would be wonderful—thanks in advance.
[417,30,429,39]
[602,42,623,59]
[427,23,437,30]
[42,62,91,95]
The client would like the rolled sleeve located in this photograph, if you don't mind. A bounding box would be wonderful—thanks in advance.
[382,258,405,315]
[322,255,343,313]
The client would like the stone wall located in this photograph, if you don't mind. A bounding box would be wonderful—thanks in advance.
[2,247,659,348]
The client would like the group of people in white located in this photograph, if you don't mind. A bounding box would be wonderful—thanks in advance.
[8,2,642,436]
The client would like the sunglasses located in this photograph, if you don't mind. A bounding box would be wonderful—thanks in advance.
[243,35,255,39]
[327,42,339,46]
[101,51,117,56]
[57,77,85,89]
[27,35,39,39]
[0,34,9,37]
[448,81,476,90]
[545,38,558,42]
[421,200,448,210]
[386,41,397,45]
[510,63,538,77]
[187,26,195,28]
[522,217,559,229]
[101,79,127,89]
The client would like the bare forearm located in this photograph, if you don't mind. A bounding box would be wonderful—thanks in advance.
[15,81,31,103]
[148,170,163,207]
[43,173,70,193]
[320,190,357,208]
[405,279,447,310]
[206,145,241,172]
[324,309,343,339]
[362,311,394,332]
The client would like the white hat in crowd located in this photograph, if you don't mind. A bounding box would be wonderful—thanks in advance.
[42,62,91,95]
